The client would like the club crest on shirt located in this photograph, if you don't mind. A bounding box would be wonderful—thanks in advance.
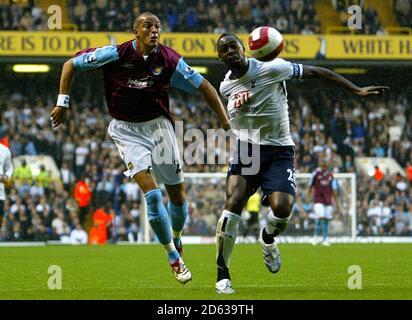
[127,162,134,170]
[152,65,163,76]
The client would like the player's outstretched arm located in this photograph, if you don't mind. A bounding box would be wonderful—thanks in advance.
[332,189,342,212]
[306,186,312,201]
[50,58,76,128]
[302,65,389,97]
[198,79,231,131]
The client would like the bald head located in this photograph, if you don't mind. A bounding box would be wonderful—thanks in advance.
[320,157,328,171]
[133,12,160,30]
[133,12,161,54]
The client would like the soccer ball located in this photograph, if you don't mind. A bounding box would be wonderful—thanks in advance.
[248,26,284,61]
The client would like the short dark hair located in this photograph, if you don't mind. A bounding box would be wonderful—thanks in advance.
[217,33,243,46]
[133,12,159,30]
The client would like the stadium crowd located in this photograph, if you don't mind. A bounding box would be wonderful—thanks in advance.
[67,0,322,35]
[0,0,320,34]
[332,0,386,35]
[394,0,412,29]
[1,76,411,242]
[2,0,411,35]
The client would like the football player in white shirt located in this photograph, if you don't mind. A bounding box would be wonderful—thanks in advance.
[214,33,389,294]
[0,143,13,227]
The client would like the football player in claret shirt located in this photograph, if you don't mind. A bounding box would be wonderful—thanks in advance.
[308,158,341,246]
[50,12,230,284]
[214,33,388,294]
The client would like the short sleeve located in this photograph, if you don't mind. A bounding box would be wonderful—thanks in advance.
[309,171,317,187]
[73,45,119,72]
[332,178,339,190]
[266,58,303,82]
[170,58,204,93]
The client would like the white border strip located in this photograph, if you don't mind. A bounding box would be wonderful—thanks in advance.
[2,236,412,247]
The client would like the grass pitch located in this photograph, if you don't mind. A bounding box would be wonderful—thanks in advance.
[1,243,411,300]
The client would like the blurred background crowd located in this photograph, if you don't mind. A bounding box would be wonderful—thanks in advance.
[0,0,411,242]
[1,78,411,241]
[1,0,411,35]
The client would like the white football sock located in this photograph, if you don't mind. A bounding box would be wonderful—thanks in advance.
[216,210,241,268]
[266,209,290,237]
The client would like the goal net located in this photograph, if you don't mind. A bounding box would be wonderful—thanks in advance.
[141,172,357,243]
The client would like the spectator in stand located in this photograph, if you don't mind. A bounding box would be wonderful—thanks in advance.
[51,210,70,241]
[13,159,32,185]
[406,162,412,182]
[36,165,51,195]
[407,203,412,236]
[74,175,92,223]
[60,161,75,192]
[329,213,345,236]
[395,0,412,28]
[125,202,141,243]
[89,205,113,244]
[70,219,88,244]
[95,174,114,206]
[394,204,410,235]
[74,141,89,179]
[373,166,385,182]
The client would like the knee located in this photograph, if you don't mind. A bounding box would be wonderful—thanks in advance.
[169,194,185,207]
[269,193,294,219]
[224,194,245,214]
[145,189,166,221]
[166,184,185,206]
[133,171,158,194]
[272,205,292,219]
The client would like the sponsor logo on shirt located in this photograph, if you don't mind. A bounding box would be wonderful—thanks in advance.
[233,91,252,109]
[229,105,261,120]
[127,77,154,88]
[318,173,332,185]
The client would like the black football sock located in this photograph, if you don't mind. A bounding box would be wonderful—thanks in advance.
[262,227,274,244]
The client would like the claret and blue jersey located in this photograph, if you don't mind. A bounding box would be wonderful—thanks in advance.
[72,40,204,123]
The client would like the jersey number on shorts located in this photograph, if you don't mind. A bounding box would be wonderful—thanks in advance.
[287,168,297,192]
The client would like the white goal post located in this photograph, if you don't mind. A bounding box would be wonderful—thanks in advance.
[141,172,357,243]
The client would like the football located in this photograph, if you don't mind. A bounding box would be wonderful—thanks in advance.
[248,26,284,61]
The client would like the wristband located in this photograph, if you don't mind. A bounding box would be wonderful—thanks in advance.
[56,94,70,108]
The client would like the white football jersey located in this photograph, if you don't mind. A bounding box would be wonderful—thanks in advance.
[0,144,13,201]
[220,58,303,146]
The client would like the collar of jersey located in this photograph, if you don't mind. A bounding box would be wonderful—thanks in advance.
[132,40,158,56]
[227,58,250,82]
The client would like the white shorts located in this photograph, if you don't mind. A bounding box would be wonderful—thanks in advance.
[108,116,184,185]
[314,203,333,220]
